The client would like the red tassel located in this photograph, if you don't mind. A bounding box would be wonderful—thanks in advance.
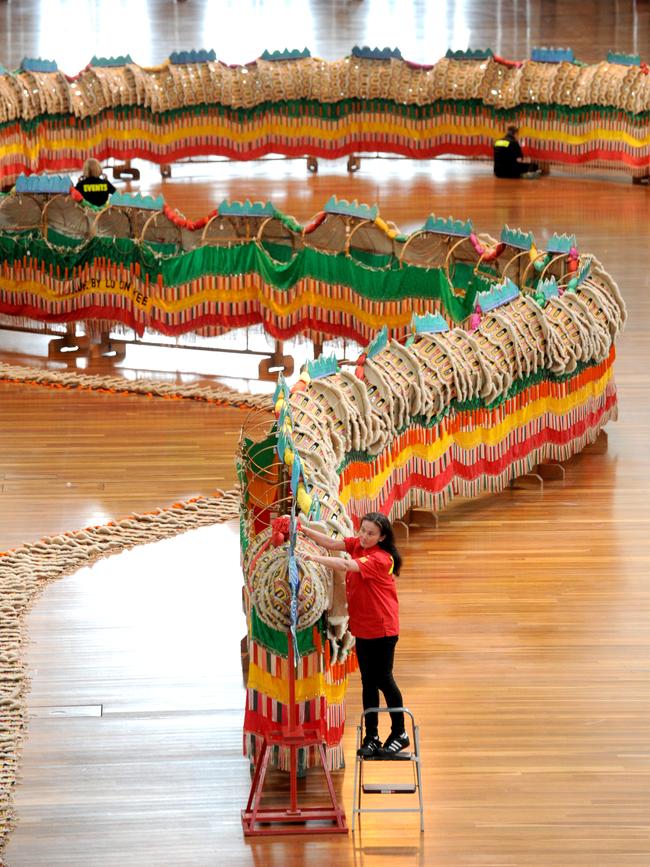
[324,639,331,670]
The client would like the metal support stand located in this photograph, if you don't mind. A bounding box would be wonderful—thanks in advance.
[536,462,566,482]
[511,461,568,490]
[258,340,295,381]
[39,324,290,373]
[582,430,609,454]
[47,322,81,356]
[394,508,438,541]
[48,325,125,360]
[112,160,140,180]
[509,472,544,490]
[241,638,348,836]
[89,332,126,359]
[352,707,424,833]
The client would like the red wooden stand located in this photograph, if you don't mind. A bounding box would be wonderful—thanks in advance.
[241,638,348,836]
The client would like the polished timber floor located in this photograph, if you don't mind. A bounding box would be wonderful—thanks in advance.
[2,2,650,865]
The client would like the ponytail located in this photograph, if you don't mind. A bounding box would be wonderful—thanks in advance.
[361,512,402,576]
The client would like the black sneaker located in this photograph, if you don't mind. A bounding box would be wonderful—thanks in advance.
[380,732,410,755]
[357,734,382,758]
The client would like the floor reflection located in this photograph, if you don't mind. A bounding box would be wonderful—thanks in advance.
[0,0,643,71]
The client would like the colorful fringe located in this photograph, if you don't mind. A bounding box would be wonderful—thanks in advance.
[243,637,357,772]
[339,354,617,522]
[0,254,473,345]
[0,50,649,183]
[0,200,608,344]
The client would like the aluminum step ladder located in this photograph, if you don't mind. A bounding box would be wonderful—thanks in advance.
[352,707,424,832]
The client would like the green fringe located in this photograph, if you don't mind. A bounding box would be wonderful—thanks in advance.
[250,607,317,657]
[3,97,650,135]
[0,229,480,322]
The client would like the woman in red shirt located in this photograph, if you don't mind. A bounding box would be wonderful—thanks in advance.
[302,512,409,757]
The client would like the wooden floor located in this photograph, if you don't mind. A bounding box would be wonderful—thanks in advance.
[2,1,650,865]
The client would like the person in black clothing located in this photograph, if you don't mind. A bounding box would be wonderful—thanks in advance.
[493,126,541,179]
[75,158,116,206]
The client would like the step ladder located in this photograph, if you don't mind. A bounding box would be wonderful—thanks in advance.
[352,707,424,832]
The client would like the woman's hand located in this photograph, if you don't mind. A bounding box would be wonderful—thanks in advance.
[299,523,347,552]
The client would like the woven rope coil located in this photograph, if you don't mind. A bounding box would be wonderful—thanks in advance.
[248,531,329,631]
[0,58,636,120]
[0,488,240,855]
[0,362,274,410]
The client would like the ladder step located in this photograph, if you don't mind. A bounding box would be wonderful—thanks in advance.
[362,752,413,761]
[362,783,417,795]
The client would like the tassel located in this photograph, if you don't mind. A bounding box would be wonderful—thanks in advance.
[324,638,331,670]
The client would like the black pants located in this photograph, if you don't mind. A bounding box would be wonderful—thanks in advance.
[494,160,539,178]
[355,635,404,737]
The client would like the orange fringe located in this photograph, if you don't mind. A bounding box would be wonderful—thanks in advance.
[324,639,331,669]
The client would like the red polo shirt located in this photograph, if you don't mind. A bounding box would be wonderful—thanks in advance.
[343,537,399,639]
